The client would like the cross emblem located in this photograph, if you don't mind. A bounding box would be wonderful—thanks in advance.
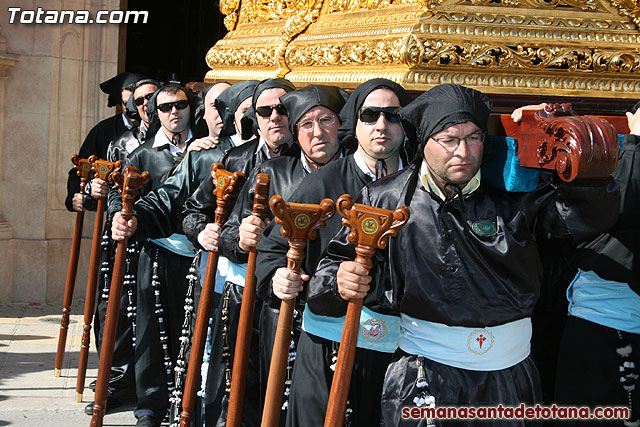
[476,334,487,349]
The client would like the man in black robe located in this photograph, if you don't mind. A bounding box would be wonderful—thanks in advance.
[82,77,162,416]
[183,83,347,426]
[65,71,143,212]
[111,83,198,427]
[310,83,620,426]
[554,102,640,426]
[254,78,412,427]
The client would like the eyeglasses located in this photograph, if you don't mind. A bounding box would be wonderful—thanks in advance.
[255,104,287,118]
[297,115,337,132]
[359,106,401,124]
[134,92,154,106]
[431,132,486,150]
[157,100,189,113]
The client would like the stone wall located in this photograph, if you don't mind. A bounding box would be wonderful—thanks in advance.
[0,0,121,303]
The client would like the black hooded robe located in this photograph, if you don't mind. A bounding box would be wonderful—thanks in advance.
[309,162,619,427]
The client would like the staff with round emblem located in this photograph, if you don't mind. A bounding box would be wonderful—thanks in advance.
[261,195,336,427]
[324,194,410,427]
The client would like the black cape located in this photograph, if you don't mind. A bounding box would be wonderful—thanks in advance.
[133,136,235,240]
[65,114,129,211]
[182,138,262,246]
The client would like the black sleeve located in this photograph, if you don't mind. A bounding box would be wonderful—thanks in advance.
[181,173,216,248]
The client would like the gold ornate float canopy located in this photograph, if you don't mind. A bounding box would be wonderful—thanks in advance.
[205,0,640,98]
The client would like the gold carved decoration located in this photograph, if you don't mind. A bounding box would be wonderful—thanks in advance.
[206,0,640,98]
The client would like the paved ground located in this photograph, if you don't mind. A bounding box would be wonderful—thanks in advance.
[0,302,141,426]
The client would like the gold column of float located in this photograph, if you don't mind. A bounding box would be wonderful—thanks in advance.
[205,0,640,99]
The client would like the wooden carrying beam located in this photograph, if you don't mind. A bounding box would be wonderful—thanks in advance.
[496,103,622,182]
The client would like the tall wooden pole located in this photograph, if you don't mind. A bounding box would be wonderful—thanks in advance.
[180,164,245,427]
[324,195,409,427]
[54,154,95,377]
[261,196,335,427]
[75,159,121,401]
[91,166,150,427]
[226,173,270,427]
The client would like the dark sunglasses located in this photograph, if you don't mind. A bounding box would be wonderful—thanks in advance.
[157,100,189,113]
[134,92,154,106]
[255,104,287,118]
[359,106,401,124]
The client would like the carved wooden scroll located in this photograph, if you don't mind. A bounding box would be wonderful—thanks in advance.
[500,103,620,181]
[180,163,246,427]
[54,154,97,377]
[91,166,150,427]
[261,195,335,427]
[325,194,409,427]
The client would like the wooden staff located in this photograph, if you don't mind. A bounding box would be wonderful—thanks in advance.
[226,173,270,427]
[324,195,409,427]
[91,166,150,427]
[54,154,95,377]
[75,158,121,402]
[180,163,245,427]
[261,196,335,427]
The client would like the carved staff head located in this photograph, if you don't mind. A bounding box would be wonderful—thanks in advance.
[270,195,335,272]
[90,158,122,186]
[336,194,409,269]
[251,173,271,220]
[210,163,246,224]
[112,166,150,221]
[71,154,96,190]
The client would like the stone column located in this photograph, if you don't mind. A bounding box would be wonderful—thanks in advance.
[0,0,121,303]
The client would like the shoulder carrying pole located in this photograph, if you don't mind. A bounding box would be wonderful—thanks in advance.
[90,166,150,427]
[180,164,245,427]
[226,173,271,427]
[324,194,409,427]
[54,154,95,377]
[261,196,335,427]
[75,158,121,401]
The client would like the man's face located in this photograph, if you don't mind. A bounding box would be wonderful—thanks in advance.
[423,121,484,189]
[296,106,340,165]
[255,88,291,149]
[355,89,404,160]
[204,83,231,137]
[121,89,136,124]
[156,90,190,134]
[234,96,252,138]
[133,84,158,125]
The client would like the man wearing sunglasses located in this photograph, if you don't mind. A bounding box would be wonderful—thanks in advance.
[309,83,620,426]
[110,83,199,427]
[80,77,163,417]
[65,71,144,213]
[254,78,412,427]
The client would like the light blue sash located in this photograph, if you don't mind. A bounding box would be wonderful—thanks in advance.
[567,269,640,334]
[399,314,531,371]
[199,252,247,294]
[149,233,196,257]
[301,305,400,353]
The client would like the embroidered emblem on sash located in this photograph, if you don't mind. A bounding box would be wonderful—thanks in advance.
[294,213,310,229]
[360,318,388,342]
[471,219,498,237]
[467,329,494,355]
